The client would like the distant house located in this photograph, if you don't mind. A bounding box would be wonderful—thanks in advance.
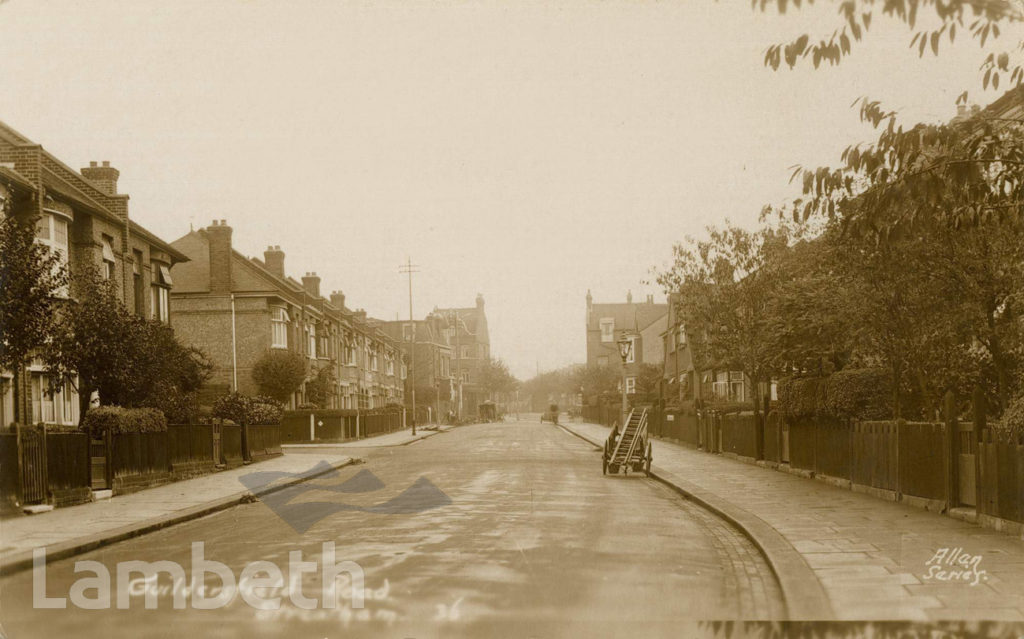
[584,290,668,399]
[169,222,402,409]
[380,313,455,421]
[0,122,188,427]
[432,295,491,417]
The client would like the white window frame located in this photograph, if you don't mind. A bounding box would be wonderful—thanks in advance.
[625,376,636,395]
[35,211,70,297]
[599,318,614,343]
[677,326,687,347]
[101,236,116,281]
[626,336,637,364]
[307,324,317,360]
[271,307,290,349]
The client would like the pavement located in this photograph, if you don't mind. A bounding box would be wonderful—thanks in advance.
[0,421,784,638]
[283,423,455,451]
[0,452,355,575]
[562,420,1024,622]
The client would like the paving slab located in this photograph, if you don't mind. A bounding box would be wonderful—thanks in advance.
[562,421,1024,621]
[0,452,355,575]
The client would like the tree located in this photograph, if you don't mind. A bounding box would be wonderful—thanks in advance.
[478,357,518,398]
[570,363,620,400]
[759,0,1022,83]
[304,361,337,409]
[656,222,795,414]
[0,203,68,423]
[45,269,211,421]
[251,349,308,403]
[635,363,664,400]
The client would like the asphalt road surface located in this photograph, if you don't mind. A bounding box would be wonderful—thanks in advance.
[0,420,784,639]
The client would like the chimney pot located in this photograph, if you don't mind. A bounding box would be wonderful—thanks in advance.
[264,245,285,278]
[89,161,97,167]
[101,161,109,167]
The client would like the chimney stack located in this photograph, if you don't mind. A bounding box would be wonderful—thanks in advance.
[206,220,233,295]
[301,272,321,298]
[626,290,633,304]
[264,245,285,278]
[354,309,367,322]
[330,290,346,310]
[476,293,485,310]
[81,160,120,195]
[647,294,654,304]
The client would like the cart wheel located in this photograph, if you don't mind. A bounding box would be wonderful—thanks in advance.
[645,442,652,476]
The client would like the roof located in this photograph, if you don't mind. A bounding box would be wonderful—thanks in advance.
[588,301,668,333]
[0,120,187,263]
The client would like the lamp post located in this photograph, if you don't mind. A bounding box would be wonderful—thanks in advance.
[616,333,634,429]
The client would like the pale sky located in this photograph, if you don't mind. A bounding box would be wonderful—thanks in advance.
[0,1,1015,379]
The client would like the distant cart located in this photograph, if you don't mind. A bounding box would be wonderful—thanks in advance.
[478,401,497,422]
[603,408,652,476]
[539,403,559,425]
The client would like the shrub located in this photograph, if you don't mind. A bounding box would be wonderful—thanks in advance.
[248,395,284,425]
[251,350,307,402]
[823,367,892,420]
[211,392,250,425]
[777,376,827,420]
[211,392,283,425]
[81,406,167,435]
[1001,391,1024,436]
[705,400,755,414]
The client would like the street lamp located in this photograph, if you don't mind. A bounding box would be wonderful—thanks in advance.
[616,333,634,429]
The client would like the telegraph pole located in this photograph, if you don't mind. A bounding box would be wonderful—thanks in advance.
[399,257,419,435]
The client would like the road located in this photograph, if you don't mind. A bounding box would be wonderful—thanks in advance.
[0,420,784,638]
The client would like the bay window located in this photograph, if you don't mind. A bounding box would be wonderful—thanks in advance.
[34,210,70,297]
[271,307,289,348]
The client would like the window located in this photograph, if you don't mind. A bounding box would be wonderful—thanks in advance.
[307,324,317,359]
[626,337,637,364]
[30,373,79,425]
[371,345,379,372]
[462,371,470,383]
[625,376,636,395]
[600,318,614,342]
[677,326,687,347]
[34,211,70,297]
[461,345,472,359]
[132,251,145,315]
[150,262,171,323]
[271,307,289,348]
[385,353,394,376]
[0,372,14,429]
[401,362,407,380]
[403,323,414,342]
[101,236,116,280]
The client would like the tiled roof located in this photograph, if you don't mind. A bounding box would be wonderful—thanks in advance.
[588,302,668,333]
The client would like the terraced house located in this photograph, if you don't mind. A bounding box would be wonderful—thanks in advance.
[0,121,187,427]
[168,222,403,409]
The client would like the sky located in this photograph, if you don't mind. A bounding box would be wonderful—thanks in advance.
[0,0,1016,379]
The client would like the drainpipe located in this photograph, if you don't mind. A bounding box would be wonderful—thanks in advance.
[230,294,238,392]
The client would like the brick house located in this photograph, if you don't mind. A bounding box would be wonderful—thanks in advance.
[380,314,455,421]
[432,295,490,417]
[169,222,403,409]
[584,290,667,399]
[0,121,188,427]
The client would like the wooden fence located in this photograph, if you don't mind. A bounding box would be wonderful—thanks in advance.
[581,398,1023,528]
[280,409,404,443]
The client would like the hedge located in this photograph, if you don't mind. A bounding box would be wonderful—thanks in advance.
[211,393,283,425]
[778,368,892,421]
[81,406,167,435]
[824,367,892,420]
